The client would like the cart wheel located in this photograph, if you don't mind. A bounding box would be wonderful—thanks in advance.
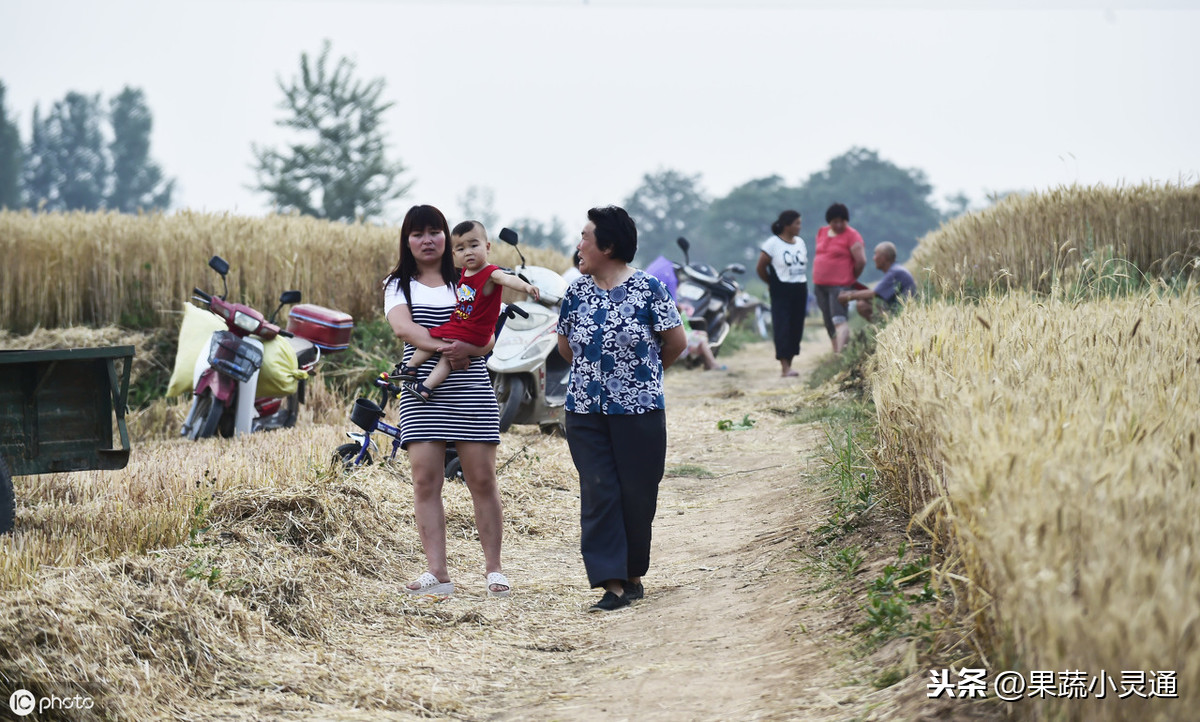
[333,442,372,471]
[0,455,13,535]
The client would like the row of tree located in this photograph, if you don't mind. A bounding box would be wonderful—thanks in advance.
[621,148,949,271]
[2,42,981,270]
[0,82,175,213]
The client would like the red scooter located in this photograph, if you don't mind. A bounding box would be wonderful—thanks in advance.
[181,256,352,440]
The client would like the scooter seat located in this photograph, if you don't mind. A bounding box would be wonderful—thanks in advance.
[288,336,318,367]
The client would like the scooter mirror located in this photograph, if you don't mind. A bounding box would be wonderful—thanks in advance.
[209,256,230,276]
[499,227,527,269]
[279,290,302,305]
[676,237,690,253]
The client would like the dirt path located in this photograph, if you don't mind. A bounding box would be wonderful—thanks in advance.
[505,339,838,720]
[494,339,913,721]
[227,339,940,721]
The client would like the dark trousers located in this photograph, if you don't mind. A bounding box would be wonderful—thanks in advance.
[769,280,808,360]
[565,410,666,588]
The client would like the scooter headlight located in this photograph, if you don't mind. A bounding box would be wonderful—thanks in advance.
[233,311,260,333]
[677,283,705,302]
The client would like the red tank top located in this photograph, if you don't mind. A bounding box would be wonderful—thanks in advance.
[428,264,503,347]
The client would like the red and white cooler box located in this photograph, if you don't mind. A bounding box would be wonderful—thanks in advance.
[287,304,354,352]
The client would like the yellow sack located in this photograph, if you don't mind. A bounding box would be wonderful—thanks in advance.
[256,332,306,398]
[166,304,307,398]
[167,304,225,397]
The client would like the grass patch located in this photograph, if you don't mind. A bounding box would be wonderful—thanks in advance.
[789,401,873,427]
[666,464,714,478]
[806,318,880,393]
[812,423,881,547]
[720,319,763,355]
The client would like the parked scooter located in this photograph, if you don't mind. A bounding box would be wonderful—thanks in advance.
[180,256,352,440]
[672,237,749,355]
[729,288,771,340]
[487,228,571,435]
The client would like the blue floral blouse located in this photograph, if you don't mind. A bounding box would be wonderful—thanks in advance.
[556,270,682,415]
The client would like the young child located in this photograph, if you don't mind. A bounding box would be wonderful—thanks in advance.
[399,220,540,402]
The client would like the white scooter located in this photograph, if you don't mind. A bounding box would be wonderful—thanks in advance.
[487,229,571,434]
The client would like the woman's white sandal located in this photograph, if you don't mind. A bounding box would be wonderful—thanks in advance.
[403,571,454,596]
[486,571,512,598]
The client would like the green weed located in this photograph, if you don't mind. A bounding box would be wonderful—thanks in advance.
[813,426,880,545]
[183,556,222,588]
[716,414,755,431]
[857,545,937,643]
[830,545,865,579]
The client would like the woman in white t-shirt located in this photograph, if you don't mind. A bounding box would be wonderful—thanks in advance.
[382,204,510,598]
[755,210,809,377]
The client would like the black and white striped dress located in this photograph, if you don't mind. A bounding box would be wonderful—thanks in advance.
[384,279,501,448]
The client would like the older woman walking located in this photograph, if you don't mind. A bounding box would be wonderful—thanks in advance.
[556,206,687,612]
[384,204,510,598]
[811,203,866,353]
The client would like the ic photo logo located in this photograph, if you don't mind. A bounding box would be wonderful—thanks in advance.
[9,688,95,716]
[9,689,35,716]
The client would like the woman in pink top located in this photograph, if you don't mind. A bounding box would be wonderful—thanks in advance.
[811,203,866,353]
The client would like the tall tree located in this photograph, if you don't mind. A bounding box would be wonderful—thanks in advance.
[25,92,108,211]
[702,175,804,267]
[942,191,973,221]
[0,81,22,210]
[508,216,569,250]
[108,87,173,212]
[23,106,54,209]
[252,40,410,222]
[458,185,499,232]
[622,168,710,264]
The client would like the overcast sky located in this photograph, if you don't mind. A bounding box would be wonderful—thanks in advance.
[3,0,1199,237]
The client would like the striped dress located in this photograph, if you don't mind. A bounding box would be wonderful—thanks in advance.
[384,279,501,448]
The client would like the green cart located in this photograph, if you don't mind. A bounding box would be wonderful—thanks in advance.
[0,346,134,533]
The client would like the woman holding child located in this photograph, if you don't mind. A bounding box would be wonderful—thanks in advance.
[556,206,688,612]
[383,204,510,597]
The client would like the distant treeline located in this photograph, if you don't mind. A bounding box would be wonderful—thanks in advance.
[622,147,959,277]
[0,82,174,214]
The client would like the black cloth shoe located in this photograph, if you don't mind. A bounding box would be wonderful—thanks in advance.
[625,581,644,601]
[588,590,631,612]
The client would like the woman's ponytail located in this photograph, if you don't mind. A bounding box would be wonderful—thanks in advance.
[772,210,801,237]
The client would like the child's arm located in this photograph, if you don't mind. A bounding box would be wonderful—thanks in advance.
[490,271,541,301]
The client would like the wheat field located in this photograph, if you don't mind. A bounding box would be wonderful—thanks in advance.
[910,182,1200,293]
[870,289,1200,720]
[0,209,573,334]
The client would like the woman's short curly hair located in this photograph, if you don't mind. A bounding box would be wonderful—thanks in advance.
[825,203,850,223]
